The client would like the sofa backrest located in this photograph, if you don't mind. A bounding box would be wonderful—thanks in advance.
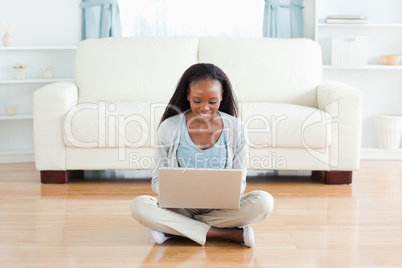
[76,36,199,103]
[76,37,322,107]
[199,37,322,107]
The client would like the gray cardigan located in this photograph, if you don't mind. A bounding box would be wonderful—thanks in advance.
[152,111,249,194]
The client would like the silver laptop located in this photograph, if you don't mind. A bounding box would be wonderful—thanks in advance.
[158,168,243,209]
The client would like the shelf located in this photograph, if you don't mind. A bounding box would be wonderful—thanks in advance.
[0,46,77,50]
[0,150,34,155]
[318,23,402,27]
[0,78,75,84]
[0,150,34,156]
[0,150,35,164]
[323,65,402,70]
[0,114,33,121]
[361,147,402,160]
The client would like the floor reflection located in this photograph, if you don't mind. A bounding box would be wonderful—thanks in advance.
[140,238,256,267]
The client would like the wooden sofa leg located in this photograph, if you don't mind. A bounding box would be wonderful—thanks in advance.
[41,170,85,183]
[41,171,69,183]
[324,171,352,185]
[40,170,85,183]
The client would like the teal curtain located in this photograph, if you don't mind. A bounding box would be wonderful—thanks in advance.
[263,0,304,38]
[80,0,122,40]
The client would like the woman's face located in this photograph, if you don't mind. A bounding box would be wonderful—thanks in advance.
[187,79,223,122]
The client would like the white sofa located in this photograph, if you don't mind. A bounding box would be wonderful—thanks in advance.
[33,37,362,184]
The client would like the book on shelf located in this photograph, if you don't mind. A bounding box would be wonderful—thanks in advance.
[327,15,367,20]
[326,15,368,24]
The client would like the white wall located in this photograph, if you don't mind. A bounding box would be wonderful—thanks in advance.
[1,0,317,46]
[0,0,81,46]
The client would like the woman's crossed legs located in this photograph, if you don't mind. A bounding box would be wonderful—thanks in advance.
[130,190,274,246]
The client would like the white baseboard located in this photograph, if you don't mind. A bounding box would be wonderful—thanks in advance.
[361,148,402,160]
[0,151,35,164]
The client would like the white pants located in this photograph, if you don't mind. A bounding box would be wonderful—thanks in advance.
[129,190,274,245]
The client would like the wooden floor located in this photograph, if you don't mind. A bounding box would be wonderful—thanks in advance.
[1,161,402,267]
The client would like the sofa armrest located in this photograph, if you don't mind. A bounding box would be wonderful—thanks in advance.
[317,80,362,170]
[33,82,78,170]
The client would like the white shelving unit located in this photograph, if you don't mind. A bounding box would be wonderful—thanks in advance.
[0,78,75,84]
[318,23,402,28]
[0,46,77,50]
[0,114,33,120]
[323,65,402,70]
[0,46,76,163]
[361,148,402,160]
[315,0,402,160]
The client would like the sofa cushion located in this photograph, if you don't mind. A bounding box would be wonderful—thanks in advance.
[199,37,322,107]
[64,102,166,149]
[240,103,331,149]
[76,36,199,103]
[64,102,331,150]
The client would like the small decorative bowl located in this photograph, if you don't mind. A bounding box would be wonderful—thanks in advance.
[380,55,402,65]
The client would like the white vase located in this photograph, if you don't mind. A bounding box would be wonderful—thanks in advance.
[5,104,17,116]
[2,32,13,47]
[14,68,26,80]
